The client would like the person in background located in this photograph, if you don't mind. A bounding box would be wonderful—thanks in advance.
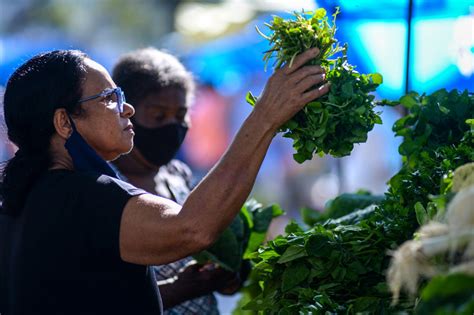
[112,48,239,313]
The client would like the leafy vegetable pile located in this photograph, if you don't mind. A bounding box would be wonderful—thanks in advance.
[237,89,474,313]
[247,9,383,162]
[193,199,283,272]
[382,89,474,229]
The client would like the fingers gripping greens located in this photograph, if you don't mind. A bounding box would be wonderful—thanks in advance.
[247,8,383,162]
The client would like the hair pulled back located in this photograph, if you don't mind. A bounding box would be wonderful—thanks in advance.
[1,50,88,216]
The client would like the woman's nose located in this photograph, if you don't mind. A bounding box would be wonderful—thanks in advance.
[121,102,135,118]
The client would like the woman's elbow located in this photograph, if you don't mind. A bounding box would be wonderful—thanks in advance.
[182,222,217,254]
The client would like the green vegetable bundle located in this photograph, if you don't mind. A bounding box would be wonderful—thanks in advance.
[383,89,474,230]
[237,89,474,313]
[193,199,283,272]
[247,8,383,162]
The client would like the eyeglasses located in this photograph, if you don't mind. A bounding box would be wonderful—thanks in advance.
[77,87,126,113]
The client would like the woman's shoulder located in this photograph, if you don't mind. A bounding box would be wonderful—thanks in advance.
[41,169,146,196]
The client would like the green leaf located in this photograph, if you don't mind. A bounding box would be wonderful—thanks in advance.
[246,91,258,106]
[253,205,276,232]
[307,101,323,110]
[281,262,310,292]
[421,273,474,301]
[293,152,308,164]
[318,283,339,291]
[258,249,281,261]
[466,118,474,127]
[355,106,366,115]
[414,201,428,225]
[373,115,383,124]
[399,94,418,108]
[305,141,316,152]
[347,260,367,275]
[240,204,254,230]
[244,232,266,258]
[438,104,450,114]
[330,267,346,281]
[341,82,354,97]
[271,204,285,217]
[314,8,327,19]
[285,220,304,234]
[300,207,323,226]
[241,293,275,311]
[286,120,298,129]
[305,234,333,257]
[277,245,307,264]
[371,73,383,85]
[312,127,326,137]
[351,296,380,311]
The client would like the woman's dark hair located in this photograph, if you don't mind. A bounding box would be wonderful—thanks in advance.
[1,49,88,216]
[112,47,195,107]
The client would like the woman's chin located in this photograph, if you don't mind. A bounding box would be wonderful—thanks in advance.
[106,142,134,162]
[122,141,134,155]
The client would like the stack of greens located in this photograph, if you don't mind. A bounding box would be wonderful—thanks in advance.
[237,89,474,313]
[193,199,283,272]
[247,8,383,162]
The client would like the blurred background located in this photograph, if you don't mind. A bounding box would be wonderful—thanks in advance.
[0,0,473,310]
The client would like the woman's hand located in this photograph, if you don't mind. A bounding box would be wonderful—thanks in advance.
[254,47,330,131]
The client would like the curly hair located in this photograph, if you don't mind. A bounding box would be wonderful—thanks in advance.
[112,47,195,107]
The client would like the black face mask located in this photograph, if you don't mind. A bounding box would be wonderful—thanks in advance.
[132,121,188,167]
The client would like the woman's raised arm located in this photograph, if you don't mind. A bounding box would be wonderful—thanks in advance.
[119,48,329,265]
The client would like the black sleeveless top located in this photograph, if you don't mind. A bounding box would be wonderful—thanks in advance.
[1,169,162,315]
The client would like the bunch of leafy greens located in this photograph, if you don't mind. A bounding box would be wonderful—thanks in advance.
[246,8,383,162]
[236,89,474,313]
[382,89,474,231]
[193,199,283,272]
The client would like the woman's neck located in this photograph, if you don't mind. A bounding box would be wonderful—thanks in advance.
[49,134,74,170]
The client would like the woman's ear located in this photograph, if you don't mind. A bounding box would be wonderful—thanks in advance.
[53,108,72,139]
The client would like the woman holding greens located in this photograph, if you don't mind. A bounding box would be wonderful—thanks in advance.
[0,47,327,314]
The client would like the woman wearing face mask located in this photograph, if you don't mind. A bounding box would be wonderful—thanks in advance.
[112,48,239,314]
